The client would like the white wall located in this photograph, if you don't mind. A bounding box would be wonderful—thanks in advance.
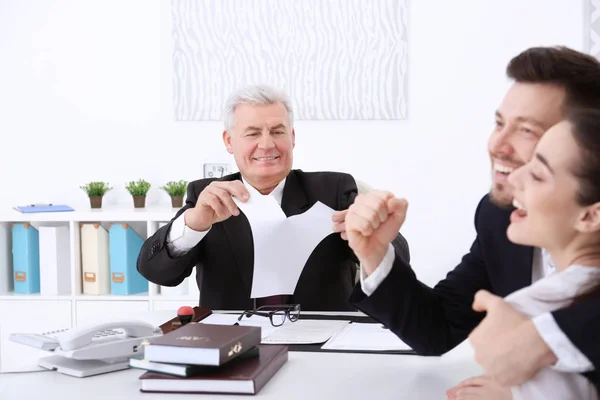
[0,0,585,286]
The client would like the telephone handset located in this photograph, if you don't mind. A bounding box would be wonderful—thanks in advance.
[58,320,158,351]
[9,320,162,377]
[10,320,160,351]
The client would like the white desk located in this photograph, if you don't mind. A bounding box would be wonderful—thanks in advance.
[0,311,483,400]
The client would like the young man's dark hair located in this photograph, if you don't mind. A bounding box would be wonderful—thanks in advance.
[507,46,600,112]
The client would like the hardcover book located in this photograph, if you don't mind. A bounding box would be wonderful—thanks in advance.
[144,323,261,366]
[129,347,260,377]
[139,345,288,395]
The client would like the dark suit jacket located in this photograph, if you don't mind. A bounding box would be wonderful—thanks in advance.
[137,169,410,311]
[351,194,600,384]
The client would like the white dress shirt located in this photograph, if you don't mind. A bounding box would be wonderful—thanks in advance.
[166,178,287,255]
[360,244,595,373]
[442,264,600,399]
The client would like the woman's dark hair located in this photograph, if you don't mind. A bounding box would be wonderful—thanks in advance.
[565,109,600,395]
[507,46,600,113]
[566,109,600,305]
[569,110,600,206]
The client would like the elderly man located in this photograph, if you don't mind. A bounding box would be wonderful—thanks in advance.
[137,84,409,311]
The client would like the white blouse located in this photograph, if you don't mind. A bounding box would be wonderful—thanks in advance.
[442,264,600,400]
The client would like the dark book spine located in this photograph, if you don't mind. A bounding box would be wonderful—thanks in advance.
[253,347,288,394]
[218,328,261,365]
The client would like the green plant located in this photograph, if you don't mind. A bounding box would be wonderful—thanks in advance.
[80,181,112,197]
[160,180,188,196]
[125,179,151,196]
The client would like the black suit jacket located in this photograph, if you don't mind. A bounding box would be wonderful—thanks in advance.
[137,169,410,311]
[351,194,600,384]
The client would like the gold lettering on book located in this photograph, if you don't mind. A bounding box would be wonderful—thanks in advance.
[176,336,209,342]
[228,342,243,356]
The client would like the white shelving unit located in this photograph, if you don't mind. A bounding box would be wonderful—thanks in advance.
[0,207,200,371]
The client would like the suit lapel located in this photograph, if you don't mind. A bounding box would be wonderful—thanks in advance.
[220,173,254,294]
[281,170,311,217]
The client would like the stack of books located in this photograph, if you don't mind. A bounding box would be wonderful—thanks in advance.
[130,323,288,395]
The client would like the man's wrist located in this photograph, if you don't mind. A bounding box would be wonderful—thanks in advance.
[183,209,211,232]
[360,248,388,277]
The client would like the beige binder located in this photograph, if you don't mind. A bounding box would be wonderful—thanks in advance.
[80,223,110,295]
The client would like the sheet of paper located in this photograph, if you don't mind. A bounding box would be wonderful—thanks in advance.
[260,319,349,344]
[199,314,349,344]
[234,188,337,298]
[321,323,413,351]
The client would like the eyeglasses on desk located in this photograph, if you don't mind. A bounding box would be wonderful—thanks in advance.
[237,304,301,327]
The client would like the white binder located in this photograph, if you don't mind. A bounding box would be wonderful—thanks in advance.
[39,226,71,295]
[158,222,190,296]
[80,224,110,295]
[0,223,12,293]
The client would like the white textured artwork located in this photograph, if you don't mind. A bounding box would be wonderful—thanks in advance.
[171,0,408,121]
[590,0,600,59]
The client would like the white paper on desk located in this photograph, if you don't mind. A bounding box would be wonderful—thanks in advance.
[321,323,413,351]
[261,319,349,344]
[233,190,336,298]
[199,314,349,344]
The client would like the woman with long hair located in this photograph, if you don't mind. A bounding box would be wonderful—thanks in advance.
[447,109,600,399]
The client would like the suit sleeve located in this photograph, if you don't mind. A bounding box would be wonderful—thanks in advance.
[339,174,410,263]
[350,200,491,355]
[552,298,600,375]
[136,181,206,286]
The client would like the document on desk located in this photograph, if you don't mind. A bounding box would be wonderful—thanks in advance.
[321,323,413,351]
[200,314,349,344]
[233,189,336,298]
[261,319,349,344]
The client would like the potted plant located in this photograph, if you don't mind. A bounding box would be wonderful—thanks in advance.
[80,182,112,209]
[125,179,151,208]
[161,180,188,208]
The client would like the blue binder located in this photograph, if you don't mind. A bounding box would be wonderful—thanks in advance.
[12,223,40,294]
[108,224,147,295]
[14,204,74,213]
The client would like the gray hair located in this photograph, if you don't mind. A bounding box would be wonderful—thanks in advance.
[223,84,294,131]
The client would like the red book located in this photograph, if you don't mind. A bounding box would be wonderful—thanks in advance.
[144,323,261,366]
[139,345,288,395]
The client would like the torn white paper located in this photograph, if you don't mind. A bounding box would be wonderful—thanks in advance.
[234,187,336,298]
